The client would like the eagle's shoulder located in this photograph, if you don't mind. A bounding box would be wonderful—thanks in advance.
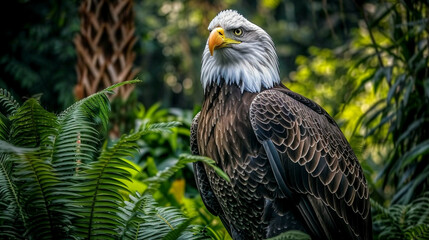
[252,86,337,126]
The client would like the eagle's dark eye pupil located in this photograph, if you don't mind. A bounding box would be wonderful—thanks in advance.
[234,28,242,36]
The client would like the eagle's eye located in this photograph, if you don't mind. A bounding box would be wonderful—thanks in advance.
[233,28,243,36]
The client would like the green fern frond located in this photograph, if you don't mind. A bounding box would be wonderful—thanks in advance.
[62,79,141,134]
[266,230,311,240]
[117,193,154,240]
[138,121,182,134]
[0,154,27,239]
[104,79,142,92]
[61,89,111,135]
[177,225,213,240]
[74,129,148,240]
[117,193,205,240]
[14,151,73,239]
[3,99,75,239]
[162,218,194,240]
[0,88,20,116]
[144,154,229,193]
[10,98,58,148]
[137,206,188,240]
[52,109,101,180]
[0,113,10,141]
[404,224,429,240]
[0,140,36,153]
[51,82,145,180]
[372,192,429,240]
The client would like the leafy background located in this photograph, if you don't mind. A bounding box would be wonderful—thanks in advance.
[1,0,428,239]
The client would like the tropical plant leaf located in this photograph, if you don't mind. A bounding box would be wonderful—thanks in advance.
[0,80,217,240]
[0,153,26,239]
[177,225,213,240]
[372,191,429,240]
[13,151,72,239]
[137,205,188,240]
[116,192,204,240]
[404,224,429,240]
[51,81,142,184]
[52,106,101,181]
[73,121,178,239]
[0,88,20,116]
[162,217,194,240]
[10,98,58,148]
[63,79,141,134]
[144,154,230,194]
[117,193,152,240]
[0,113,10,141]
[3,98,77,239]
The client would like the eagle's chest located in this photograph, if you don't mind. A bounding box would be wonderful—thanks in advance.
[197,84,277,238]
[197,84,259,178]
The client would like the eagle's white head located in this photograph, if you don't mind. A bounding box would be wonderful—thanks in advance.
[201,10,280,93]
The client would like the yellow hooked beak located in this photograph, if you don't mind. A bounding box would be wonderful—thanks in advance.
[208,27,241,56]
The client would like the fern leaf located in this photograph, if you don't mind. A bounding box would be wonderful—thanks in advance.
[404,224,429,240]
[4,97,78,239]
[51,82,144,181]
[0,154,26,239]
[0,88,20,116]
[52,108,101,180]
[14,151,73,239]
[104,79,142,92]
[10,98,58,148]
[372,191,429,240]
[162,218,194,240]
[177,225,213,240]
[139,121,182,134]
[74,130,146,240]
[117,193,153,240]
[62,79,141,134]
[117,193,204,240]
[0,140,36,153]
[63,90,111,135]
[136,206,188,240]
[0,113,10,141]
[144,154,229,193]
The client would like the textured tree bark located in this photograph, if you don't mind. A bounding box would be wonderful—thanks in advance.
[74,0,138,100]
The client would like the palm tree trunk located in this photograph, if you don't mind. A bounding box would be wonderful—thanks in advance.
[74,0,138,100]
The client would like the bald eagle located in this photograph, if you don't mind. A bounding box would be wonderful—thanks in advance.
[191,10,372,240]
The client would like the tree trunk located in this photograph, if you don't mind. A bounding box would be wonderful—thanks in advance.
[74,0,138,100]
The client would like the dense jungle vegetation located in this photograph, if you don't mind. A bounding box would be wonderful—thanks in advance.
[1,0,428,239]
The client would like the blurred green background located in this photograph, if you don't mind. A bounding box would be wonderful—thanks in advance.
[1,0,428,239]
[1,0,365,111]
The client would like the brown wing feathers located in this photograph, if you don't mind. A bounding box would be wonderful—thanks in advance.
[250,88,372,239]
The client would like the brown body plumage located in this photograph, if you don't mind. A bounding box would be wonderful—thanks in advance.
[192,10,372,240]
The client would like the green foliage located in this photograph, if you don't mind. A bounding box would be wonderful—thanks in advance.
[372,191,429,240]
[129,103,232,238]
[0,83,216,239]
[289,2,429,239]
[1,0,364,112]
[0,0,80,111]
[291,1,429,207]
[145,154,230,194]
[0,89,19,116]
[133,103,193,165]
[3,1,429,239]
[350,1,429,204]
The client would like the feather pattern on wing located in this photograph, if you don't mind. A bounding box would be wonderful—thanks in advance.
[249,87,372,240]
